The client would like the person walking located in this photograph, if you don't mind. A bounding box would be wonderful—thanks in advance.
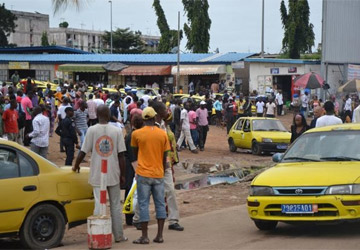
[177,103,198,154]
[131,107,170,244]
[224,97,235,134]
[290,114,310,143]
[73,105,128,243]
[213,96,223,126]
[316,101,343,127]
[2,99,18,142]
[60,107,79,165]
[21,91,33,146]
[74,101,89,149]
[300,91,309,117]
[196,101,209,151]
[87,94,98,126]
[343,94,352,122]
[275,89,284,116]
[188,105,199,148]
[28,106,50,159]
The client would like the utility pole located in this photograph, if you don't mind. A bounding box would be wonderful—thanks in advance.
[109,0,113,54]
[260,0,265,58]
[176,11,181,93]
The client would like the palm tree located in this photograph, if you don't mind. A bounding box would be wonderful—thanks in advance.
[52,0,83,14]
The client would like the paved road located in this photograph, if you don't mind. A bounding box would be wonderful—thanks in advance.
[56,205,360,250]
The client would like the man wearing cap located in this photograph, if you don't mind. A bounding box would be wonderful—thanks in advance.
[60,107,79,165]
[131,107,170,244]
[196,101,209,151]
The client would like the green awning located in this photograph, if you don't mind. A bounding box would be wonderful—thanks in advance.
[58,64,106,73]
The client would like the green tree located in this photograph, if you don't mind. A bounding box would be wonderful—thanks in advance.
[41,31,50,46]
[182,0,211,53]
[280,0,315,59]
[0,4,17,47]
[153,0,182,53]
[59,21,69,28]
[102,28,144,54]
[52,0,81,14]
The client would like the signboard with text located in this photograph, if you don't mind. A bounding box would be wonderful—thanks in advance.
[9,62,29,70]
[348,64,360,80]
[270,68,279,74]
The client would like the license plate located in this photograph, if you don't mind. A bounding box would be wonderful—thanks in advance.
[277,144,288,150]
[281,204,318,214]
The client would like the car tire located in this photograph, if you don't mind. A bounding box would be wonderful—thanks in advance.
[228,138,237,152]
[20,204,66,249]
[252,141,262,155]
[254,220,278,231]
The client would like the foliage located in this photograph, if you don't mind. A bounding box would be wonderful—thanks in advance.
[152,0,182,53]
[182,0,211,53]
[0,4,17,47]
[41,31,50,46]
[102,28,144,54]
[52,0,82,14]
[59,21,69,28]
[280,0,315,59]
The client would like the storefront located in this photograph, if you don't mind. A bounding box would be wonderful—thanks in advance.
[0,62,54,82]
[57,64,107,84]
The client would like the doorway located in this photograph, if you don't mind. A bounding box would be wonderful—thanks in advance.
[273,75,292,102]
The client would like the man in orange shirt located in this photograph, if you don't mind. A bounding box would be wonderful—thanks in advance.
[131,107,170,244]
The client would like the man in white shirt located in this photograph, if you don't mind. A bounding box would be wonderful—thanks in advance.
[57,97,71,120]
[275,89,284,116]
[28,106,50,159]
[256,100,265,117]
[265,99,276,118]
[177,103,198,153]
[94,93,105,107]
[316,101,342,127]
[353,104,360,123]
[300,91,309,117]
[343,95,352,121]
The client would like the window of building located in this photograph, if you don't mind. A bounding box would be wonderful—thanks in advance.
[36,70,50,81]
[0,70,8,81]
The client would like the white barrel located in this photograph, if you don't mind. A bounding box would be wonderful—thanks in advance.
[87,215,112,249]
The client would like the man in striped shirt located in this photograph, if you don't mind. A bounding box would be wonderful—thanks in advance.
[74,101,89,149]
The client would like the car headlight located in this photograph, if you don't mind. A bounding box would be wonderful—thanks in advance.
[250,186,274,196]
[325,184,360,195]
[262,138,272,143]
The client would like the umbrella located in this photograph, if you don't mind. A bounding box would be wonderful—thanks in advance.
[337,79,360,92]
[293,72,324,89]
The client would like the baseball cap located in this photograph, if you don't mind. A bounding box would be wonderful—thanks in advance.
[200,101,206,105]
[142,107,157,120]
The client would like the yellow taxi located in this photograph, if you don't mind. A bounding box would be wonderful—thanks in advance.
[247,123,360,230]
[0,139,93,249]
[18,79,58,92]
[228,117,291,155]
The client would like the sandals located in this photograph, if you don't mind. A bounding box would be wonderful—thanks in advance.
[153,237,164,243]
[133,237,150,244]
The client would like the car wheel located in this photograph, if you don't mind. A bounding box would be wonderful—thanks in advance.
[254,220,278,231]
[252,141,262,155]
[228,138,237,152]
[20,204,66,249]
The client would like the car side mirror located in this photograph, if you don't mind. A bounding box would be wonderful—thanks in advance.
[272,153,284,163]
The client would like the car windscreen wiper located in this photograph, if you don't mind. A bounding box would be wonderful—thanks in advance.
[254,129,267,131]
[320,156,360,161]
[283,157,320,162]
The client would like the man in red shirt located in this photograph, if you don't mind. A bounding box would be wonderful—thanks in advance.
[2,100,19,142]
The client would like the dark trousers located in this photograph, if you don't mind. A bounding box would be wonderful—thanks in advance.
[62,138,75,166]
[23,120,33,146]
[226,116,235,134]
[257,113,263,117]
[198,125,208,150]
[277,105,283,116]
[88,118,98,127]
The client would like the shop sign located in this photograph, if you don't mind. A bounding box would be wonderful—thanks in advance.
[270,68,279,74]
[232,61,245,69]
[348,64,360,80]
[288,67,297,73]
[9,62,29,70]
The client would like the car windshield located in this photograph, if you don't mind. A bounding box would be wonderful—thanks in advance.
[252,120,287,132]
[283,130,360,162]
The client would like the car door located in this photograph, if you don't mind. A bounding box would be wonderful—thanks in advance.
[0,146,39,233]
[232,119,244,147]
[242,119,253,149]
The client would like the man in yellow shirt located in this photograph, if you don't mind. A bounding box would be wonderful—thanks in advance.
[237,94,246,119]
[131,107,170,244]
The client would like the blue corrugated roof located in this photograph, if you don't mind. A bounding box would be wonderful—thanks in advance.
[0,46,91,54]
[244,58,320,64]
[0,52,255,65]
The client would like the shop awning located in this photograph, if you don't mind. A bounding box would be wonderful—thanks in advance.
[119,65,171,76]
[171,65,227,75]
[58,64,106,73]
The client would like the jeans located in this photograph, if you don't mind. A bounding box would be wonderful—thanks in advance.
[93,184,125,241]
[62,138,74,166]
[137,175,166,222]
[190,129,199,147]
[79,128,88,148]
[30,143,48,159]
[300,107,307,117]
[198,125,208,150]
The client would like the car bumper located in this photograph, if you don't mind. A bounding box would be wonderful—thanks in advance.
[258,142,288,152]
[247,195,360,222]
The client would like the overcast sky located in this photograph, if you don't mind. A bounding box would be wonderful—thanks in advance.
[2,0,323,54]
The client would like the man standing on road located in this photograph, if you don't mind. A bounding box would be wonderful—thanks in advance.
[265,98,276,118]
[131,107,170,244]
[177,103,198,154]
[275,89,284,116]
[60,107,79,165]
[310,106,323,128]
[2,99,18,142]
[316,101,343,128]
[73,105,128,244]
[300,91,309,117]
[21,91,33,146]
[74,101,88,149]
[343,94,352,122]
[28,106,50,159]
[196,101,209,151]
[87,94,98,126]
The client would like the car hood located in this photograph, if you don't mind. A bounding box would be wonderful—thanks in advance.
[252,131,291,143]
[253,162,360,186]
